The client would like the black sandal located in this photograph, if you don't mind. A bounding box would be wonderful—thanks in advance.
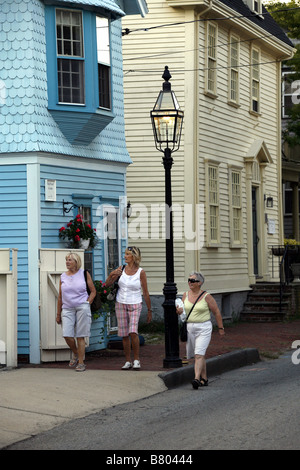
[199,376,208,386]
[191,379,201,389]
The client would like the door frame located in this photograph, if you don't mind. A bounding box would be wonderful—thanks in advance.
[244,139,273,284]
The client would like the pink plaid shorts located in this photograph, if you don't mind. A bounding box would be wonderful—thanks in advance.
[115,302,142,337]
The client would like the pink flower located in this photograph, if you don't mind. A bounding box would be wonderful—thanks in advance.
[104,290,107,294]
[76,228,80,232]
[74,235,80,242]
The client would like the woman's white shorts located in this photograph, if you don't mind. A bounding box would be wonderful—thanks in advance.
[186,321,212,358]
[62,302,92,338]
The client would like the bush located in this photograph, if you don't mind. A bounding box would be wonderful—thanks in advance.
[139,321,165,334]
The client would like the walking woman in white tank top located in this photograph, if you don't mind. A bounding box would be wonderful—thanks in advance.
[105,246,152,370]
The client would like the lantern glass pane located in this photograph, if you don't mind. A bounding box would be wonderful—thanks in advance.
[154,115,176,142]
[154,91,174,110]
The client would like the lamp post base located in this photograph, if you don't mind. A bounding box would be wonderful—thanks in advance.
[163,281,182,368]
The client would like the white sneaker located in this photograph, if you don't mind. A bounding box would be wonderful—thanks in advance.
[122,361,132,370]
[133,360,141,370]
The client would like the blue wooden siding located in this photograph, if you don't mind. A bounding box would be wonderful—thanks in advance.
[0,165,29,355]
[40,163,127,283]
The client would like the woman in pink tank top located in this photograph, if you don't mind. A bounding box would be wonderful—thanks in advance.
[56,252,96,371]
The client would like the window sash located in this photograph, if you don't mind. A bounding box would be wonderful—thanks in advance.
[206,23,217,94]
[56,9,85,105]
[56,9,83,57]
[96,16,111,109]
[208,165,219,243]
[230,70,238,102]
[229,36,239,103]
[231,170,242,244]
[57,58,85,104]
[251,48,260,112]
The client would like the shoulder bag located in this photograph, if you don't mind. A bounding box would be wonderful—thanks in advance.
[106,265,125,301]
[84,270,102,313]
[180,291,206,342]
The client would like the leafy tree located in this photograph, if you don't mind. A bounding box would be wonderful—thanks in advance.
[267,1,300,146]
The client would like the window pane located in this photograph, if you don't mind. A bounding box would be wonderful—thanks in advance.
[56,9,83,58]
[96,16,110,65]
[96,16,111,109]
[98,64,111,109]
[231,70,238,101]
[58,58,85,104]
[208,24,216,59]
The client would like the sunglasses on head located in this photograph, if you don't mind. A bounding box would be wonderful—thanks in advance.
[126,247,140,255]
[188,278,200,283]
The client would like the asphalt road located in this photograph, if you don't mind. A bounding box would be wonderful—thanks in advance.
[5,350,300,451]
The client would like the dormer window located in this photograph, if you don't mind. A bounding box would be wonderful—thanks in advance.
[244,0,263,16]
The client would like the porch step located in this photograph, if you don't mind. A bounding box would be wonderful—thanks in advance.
[240,282,293,322]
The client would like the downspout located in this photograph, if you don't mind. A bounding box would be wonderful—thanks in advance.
[200,0,213,16]
[277,59,284,245]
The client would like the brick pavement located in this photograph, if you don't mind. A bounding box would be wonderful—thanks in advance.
[30,319,300,372]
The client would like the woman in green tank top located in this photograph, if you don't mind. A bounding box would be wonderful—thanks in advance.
[176,271,225,389]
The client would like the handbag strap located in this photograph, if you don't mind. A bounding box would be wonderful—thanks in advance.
[185,291,206,321]
[84,269,90,294]
[117,265,126,282]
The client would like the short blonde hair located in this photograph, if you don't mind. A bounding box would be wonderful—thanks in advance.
[65,252,82,270]
[126,246,141,267]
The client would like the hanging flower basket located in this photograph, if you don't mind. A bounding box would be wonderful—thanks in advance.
[80,239,90,250]
[59,214,98,249]
[272,246,285,256]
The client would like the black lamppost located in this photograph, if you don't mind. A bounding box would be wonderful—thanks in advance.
[150,66,184,368]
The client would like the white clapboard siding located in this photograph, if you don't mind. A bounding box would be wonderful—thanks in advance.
[123,0,287,294]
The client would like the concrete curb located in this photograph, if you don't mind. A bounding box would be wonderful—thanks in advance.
[159,348,260,389]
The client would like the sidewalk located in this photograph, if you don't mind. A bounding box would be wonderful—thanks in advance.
[25,318,300,371]
[1,319,300,449]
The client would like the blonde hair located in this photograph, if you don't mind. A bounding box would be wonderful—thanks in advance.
[126,246,141,267]
[65,252,82,270]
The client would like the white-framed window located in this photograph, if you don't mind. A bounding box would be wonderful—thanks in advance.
[243,0,262,15]
[250,46,260,113]
[206,162,220,245]
[205,22,217,96]
[229,168,243,246]
[96,16,111,109]
[56,9,85,105]
[103,205,121,332]
[282,71,298,118]
[228,34,240,104]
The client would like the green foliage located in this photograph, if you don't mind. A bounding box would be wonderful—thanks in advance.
[284,104,300,147]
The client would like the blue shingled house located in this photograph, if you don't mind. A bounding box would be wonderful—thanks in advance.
[0,0,148,364]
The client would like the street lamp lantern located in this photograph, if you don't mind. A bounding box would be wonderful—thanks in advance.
[150,66,184,368]
[151,66,184,152]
